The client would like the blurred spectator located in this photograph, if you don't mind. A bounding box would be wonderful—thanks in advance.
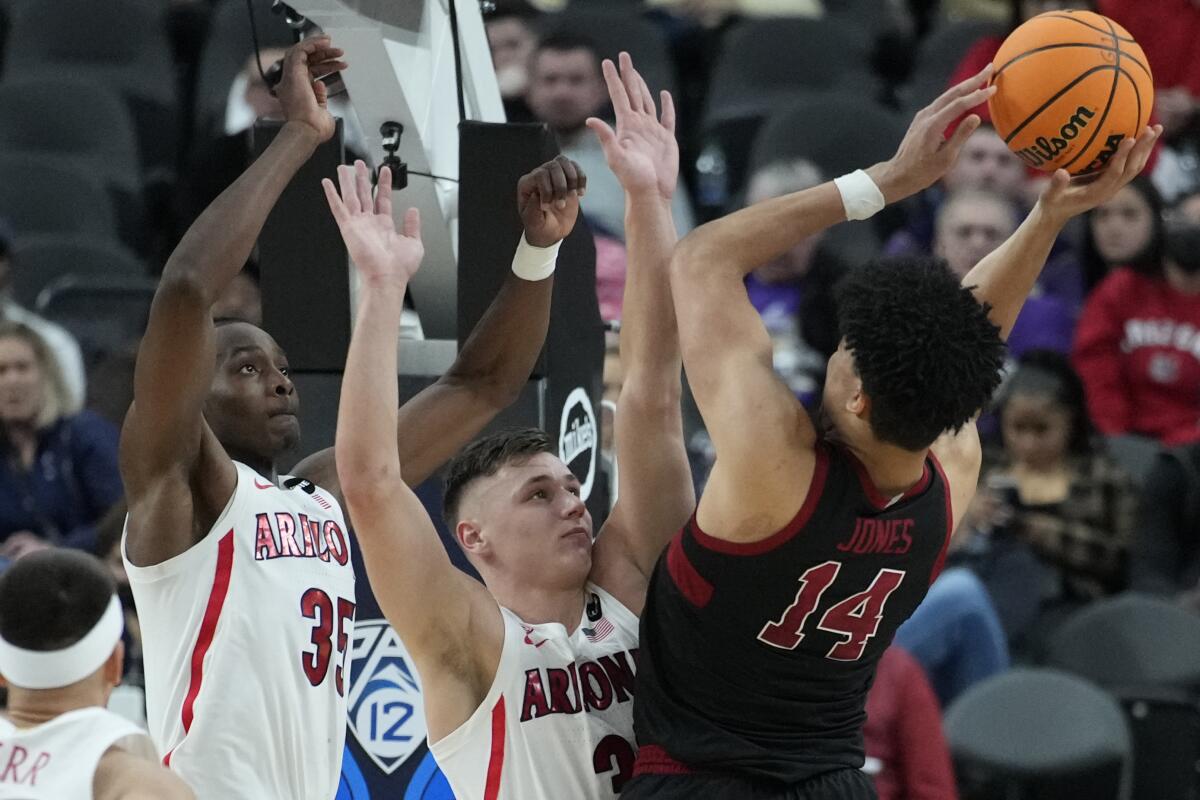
[863,647,959,800]
[594,232,628,323]
[1074,178,1200,446]
[894,567,1010,706]
[1078,174,1165,291]
[935,189,1077,357]
[645,0,822,26]
[954,351,1136,653]
[212,260,263,326]
[742,160,847,406]
[886,125,1031,257]
[0,221,86,411]
[0,322,122,557]
[526,33,696,239]
[1131,442,1200,610]
[486,2,541,123]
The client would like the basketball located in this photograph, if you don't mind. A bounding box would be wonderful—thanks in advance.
[987,10,1153,176]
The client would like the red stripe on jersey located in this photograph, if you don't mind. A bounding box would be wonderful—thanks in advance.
[842,444,933,510]
[927,452,954,584]
[483,696,506,800]
[633,744,693,776]
[163,529,235,767]
[689,443,830,556]
[666,533,713,607]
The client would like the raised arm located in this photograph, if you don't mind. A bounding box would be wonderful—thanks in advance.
[675,67,996,542]
[293,158,585,493]
[584,54,694,611]
[327,166,502,739]
[121,38,345,566]
[962,126,1161,339]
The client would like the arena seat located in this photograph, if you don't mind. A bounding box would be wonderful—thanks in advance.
[36,274,157,362]
[0,156,117,243]
[3,0,179,178]
[10,235,146,311]
[1045,593,1200,690]
[900,19,1004,115]
[945,668,1132,800]
[0,77,144,239]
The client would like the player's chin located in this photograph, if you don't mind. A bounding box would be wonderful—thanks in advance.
[269,419,302,454]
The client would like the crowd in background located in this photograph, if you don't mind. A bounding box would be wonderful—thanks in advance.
[1,0,1200,797]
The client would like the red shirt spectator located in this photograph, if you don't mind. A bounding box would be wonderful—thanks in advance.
[1073,267,1200,445]
[1101,0,1200,98]
[864,647,958,800]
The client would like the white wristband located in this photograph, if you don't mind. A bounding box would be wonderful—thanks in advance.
[833,169,886,221]
[511,234,561,281]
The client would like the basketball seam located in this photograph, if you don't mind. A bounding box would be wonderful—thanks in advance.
[1060,15,1122,171]
[993,42,1150,81]
[1118,66,1144,134]
[1044,13,1134,43]
[1002,64,1117,145]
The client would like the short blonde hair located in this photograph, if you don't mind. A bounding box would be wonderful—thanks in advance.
[0,321,71,430]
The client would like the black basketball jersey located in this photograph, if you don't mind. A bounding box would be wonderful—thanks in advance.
[632,440,953,784]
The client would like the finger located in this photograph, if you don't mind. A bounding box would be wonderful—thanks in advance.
[660,90,676,135]
[547,159,569,207]
[322,178,349,225]
[632,59,656,118]
[1099,136,1138,183]
[355,160,373,213]
[536,167,555,208]
[557,156,581,193]
[943,113,982,155]
[601,58,631,117]
[375,165,393,217]
[309,59,348,78]
[337,164,361,214]
[1123,124,1162,178]
[586,116,617,149]
[312,78,328,108]
[930,84,997,132]
[619,52,645,114]
[403,207,421,240]
[929,62,995,116]
[577,162,588,196]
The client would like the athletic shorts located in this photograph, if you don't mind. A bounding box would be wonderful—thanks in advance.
[622,766,878,800]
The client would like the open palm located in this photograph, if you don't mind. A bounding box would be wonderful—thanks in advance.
[1037,125,1162,225]
[586,52,678,201]
[322,160,423,288]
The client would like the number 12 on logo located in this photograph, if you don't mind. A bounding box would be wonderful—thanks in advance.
[758,561,905,661]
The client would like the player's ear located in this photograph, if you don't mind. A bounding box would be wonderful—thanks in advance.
[104,640,125,689]
[457,519,486,556]
[845,382,869,419]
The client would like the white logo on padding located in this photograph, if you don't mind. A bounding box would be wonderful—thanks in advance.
[346,619,428,775]
[559,387,597,501]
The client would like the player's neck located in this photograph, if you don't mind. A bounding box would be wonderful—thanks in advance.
[5,685,106,728]
[491,580,588,632]
[226,448,277,482]
[848,441,928,499]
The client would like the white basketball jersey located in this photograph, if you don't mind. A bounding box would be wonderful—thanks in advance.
[0,707,143,799]
[431,583,640,800]
[123,461,356,800]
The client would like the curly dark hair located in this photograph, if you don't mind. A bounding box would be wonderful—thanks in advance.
[836,257,1006,451]
[443,428,554,525]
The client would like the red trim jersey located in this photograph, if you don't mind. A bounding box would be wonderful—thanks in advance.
[633,441,953,784]
[122,462,356,799]
[430,584,640,800]
[0,707,144,799]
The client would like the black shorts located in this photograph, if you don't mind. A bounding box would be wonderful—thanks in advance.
[622,766,878,800]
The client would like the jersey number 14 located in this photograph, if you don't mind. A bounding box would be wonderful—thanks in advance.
[758,561,905,661]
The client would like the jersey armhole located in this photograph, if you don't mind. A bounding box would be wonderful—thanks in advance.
[427,605,516,756]
[928,451,955,583]
[121,465,243,583]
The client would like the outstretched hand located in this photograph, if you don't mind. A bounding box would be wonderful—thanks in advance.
[1036,125,1162,224]
[276,36,347,143]
[586,51,678,201]
[870,63,996,202]
[322,160,423,288]
[517,156,587,247]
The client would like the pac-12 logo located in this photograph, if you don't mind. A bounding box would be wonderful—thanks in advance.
[346,619,429,775]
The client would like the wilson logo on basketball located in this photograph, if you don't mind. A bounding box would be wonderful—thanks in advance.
[1014,105,1095,168]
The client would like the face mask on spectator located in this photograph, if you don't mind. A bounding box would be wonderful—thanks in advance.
[1166,220,1200,274]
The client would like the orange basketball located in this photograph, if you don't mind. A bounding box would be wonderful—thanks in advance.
[987,10,1153,175]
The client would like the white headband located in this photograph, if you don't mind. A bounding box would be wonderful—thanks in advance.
[0,596,124,690]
